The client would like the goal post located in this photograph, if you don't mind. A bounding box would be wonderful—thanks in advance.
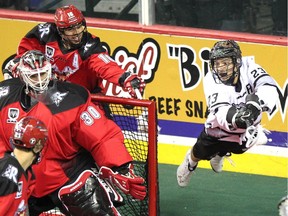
[91,94,159,216]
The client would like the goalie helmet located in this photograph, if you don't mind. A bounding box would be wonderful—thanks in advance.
[209,40,242,86]
[17,50,52,96]
[11,116,48,152]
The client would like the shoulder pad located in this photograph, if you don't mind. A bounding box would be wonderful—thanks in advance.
[0,154,22,191]
[47,81,89,114]
[26,23,59,44]
[0,79,23,109]
[79,33,106,60]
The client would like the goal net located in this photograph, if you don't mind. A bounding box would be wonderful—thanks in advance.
[40,94,159,216]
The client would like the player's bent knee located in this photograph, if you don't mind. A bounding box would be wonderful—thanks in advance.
[58,170,119,216]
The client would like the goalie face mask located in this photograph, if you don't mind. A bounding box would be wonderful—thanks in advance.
[18,50,52,96]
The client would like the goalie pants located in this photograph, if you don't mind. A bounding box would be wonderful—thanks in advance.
[193,130,248,160]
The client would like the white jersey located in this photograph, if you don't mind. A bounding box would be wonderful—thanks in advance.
[203,56,278,143]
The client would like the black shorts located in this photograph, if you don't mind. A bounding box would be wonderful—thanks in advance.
[192,129,247,160]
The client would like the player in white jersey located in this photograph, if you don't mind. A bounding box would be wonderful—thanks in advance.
[177,40,278,187]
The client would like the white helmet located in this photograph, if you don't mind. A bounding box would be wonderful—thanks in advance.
[18,50,52,95]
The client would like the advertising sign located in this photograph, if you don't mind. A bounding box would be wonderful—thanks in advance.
[0,18,287,177]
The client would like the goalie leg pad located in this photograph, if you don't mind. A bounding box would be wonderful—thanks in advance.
[58,170,121,216]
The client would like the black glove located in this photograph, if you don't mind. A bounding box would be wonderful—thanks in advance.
[234,94,262,129]
[119,71,146,98]
[245,93,262,121]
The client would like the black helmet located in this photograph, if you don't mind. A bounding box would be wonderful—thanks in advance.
[209,40,242,85]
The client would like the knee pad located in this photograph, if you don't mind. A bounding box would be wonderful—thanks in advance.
[58,170,121,216]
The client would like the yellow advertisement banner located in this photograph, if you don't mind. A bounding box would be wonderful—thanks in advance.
[0,19,287,139]
[90,28,288,133]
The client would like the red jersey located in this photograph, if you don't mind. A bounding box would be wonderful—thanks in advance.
[0,78,132,197]
[17,22,125,92]
[0,152,35,215]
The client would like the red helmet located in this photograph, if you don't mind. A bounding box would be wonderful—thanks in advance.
[54,5,85,29]
[12,116,48,150]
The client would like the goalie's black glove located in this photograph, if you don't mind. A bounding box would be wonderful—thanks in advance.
[227,94,262,129]
[119,71,145,98]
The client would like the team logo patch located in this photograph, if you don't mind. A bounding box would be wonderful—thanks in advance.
[16,181,23,199]
[46,46,55,60]
[0,86,9,98]
[1,164,18,184]
[51,91,68,106]
[84,42,93,52]
[16,200,27,215]
[7,108,19,123]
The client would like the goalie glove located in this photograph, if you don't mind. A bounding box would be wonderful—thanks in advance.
[3,58,20,80]
[119,71,146,99]
[99,164,147,200]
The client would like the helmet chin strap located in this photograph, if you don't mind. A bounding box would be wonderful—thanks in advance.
[31,152,41,164]
[232,58,241,85]
[232,71,240,85]
[62,37,74,50]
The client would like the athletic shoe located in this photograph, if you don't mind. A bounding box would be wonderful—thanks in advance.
[210,153,233,173]
[177,149,197,187]
[210,155,224,173]
[278,195,288,216]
